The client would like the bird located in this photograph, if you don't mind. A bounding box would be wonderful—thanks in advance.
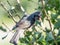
[10,11,41,45]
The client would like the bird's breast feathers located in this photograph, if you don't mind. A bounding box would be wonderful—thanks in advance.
[19,20,31,29]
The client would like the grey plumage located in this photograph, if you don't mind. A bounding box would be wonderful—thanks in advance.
[10,11,41,45]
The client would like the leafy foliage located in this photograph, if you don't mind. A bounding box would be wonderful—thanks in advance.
[0,0,60,45]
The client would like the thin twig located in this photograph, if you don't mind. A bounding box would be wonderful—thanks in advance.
[2,22,11,31]
[2,22,14,33]
[15,15,20,18]
[7,0,20,19]
[16,0,25,12]
[16,0,27,15]
[0,2,8,11]
[2,22,14,39]
[41,0,58,45]
[8,11,17,23]
[0,2,17,23]
[7,0,11,6]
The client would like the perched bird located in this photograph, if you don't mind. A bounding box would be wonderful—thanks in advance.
[10,11,41,45]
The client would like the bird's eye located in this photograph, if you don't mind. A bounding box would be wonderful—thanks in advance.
[34,15,39,17]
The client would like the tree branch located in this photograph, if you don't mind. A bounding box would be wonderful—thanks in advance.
[0,2,17,23]
[7,0,20,18]
[16,0,27,15]
[7,0,11,6]
[2,22,14,39]
[2,22,14,33]
[2,22,11,31]
[41,0,58,45]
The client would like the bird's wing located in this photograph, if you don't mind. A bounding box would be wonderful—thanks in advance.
[16,15,31,29]
[18,15,29,23]
[18,20,31,29]
[12,15,30,30]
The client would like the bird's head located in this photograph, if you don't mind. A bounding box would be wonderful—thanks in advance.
[33,11,41,20]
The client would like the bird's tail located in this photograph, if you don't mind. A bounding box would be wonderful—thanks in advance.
[10,29,24,45]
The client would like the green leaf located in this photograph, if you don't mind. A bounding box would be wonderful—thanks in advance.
[25,31,32,36]
[45,32,54,43]
[54,21,60,29]
[51,14,58,24]
[35,20,41,26]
